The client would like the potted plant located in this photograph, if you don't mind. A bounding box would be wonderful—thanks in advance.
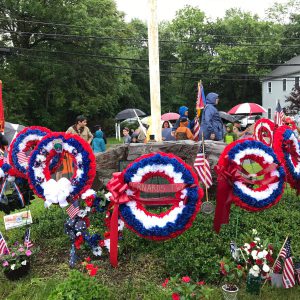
[0,241,35,280]
[161,274,214,299]
[241,229,274,294]
[219,257,245,300]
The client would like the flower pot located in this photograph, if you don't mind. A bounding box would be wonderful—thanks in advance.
[246,273,261,295]
[271,273,283,288]
[4,260,30,281]
[221,284,239,300]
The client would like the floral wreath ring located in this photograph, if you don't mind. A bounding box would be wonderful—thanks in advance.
[27,132,96,208]
[273,126,300,193]
[254,118,275,147]
[214,139,285,233]
[107,152,203,267]
[8,126,61,178]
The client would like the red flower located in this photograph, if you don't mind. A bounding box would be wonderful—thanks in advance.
[89,267,98,276]
[85,197,94,207]
[172,293,180,300]
[85,257,91,262]
[162,278,169,288]
[266,253,274,264]
[181,276,191,283]
[256,259,263,265]
[74,235,84,249]
[86,263,94,270]
[83,216,90,228]
[197,281,205,285]
[249,242,256,249]
[237,265,243,270]
[104,232,110,238]
[99,240,105,247]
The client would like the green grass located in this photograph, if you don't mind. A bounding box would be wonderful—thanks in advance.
[1,190,300,299]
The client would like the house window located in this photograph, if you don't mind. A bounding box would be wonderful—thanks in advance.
[268,82,272,93]
[296,77,299,89]
[283,79,287,91]
[268,108,271,119]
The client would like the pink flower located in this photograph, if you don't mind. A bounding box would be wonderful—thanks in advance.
[18,247,25,252]
[25,250,32,256]
[197,281,205,285]
[162,278,169,287]
[182,276,191,283]
[2,261,9,267]
[172,293,180,300]
[11,252,16,257]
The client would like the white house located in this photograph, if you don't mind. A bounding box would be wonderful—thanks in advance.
[262,55,300,118]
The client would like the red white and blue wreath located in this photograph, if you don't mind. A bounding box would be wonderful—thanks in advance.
[27,132,96,208]
[214,139,285,233]
[107,152,203,267]
[8,126,61,178]
[254,118,275,147]
[273,125,300,193]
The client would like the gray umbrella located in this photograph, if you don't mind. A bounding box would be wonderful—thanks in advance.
[4,122,25,145]
[219,111,242,123]
[115,108,146,121]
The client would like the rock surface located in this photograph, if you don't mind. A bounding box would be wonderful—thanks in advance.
[93,141,226,191]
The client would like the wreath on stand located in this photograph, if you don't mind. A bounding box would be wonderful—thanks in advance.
[214,139,285,233]
[254,118,275,147]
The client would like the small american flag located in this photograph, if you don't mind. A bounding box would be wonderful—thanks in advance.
[294,262,300,285]
[193,142,212,188]
[274,100,284,126]
[17,151,28,166]
[193,118,200,141]
[24,228,33,249]
[281,238,295,288]
[66,201,80,219]
[0,232,9,255]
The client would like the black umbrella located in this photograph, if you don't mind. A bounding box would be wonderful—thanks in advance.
[219,111,242,123]
[115,108,146,121]
[4,122,25,144]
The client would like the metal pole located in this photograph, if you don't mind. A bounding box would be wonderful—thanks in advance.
[148,0,162,142]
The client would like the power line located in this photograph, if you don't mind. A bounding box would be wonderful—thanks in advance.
[1,17,300,42]
[2,46,300,67]
[2,29,300,48]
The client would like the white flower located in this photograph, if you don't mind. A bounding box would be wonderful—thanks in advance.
[11,264,16,270]
[118,219,125,231]
[249,268,260,277]
[262,264,270,273]
[254,237,260,242]
[257,252,264,259]
[252,265,260,272]
[252,229,258,235]
[105,192,112,201]
[76,232,82,236]
[104,239,110,251]
[262,250,268,258]
[244,243,250,249]
[21,260,27,266]
[251,250,258,259]
[92,246,102,256]
[77,209,87,218]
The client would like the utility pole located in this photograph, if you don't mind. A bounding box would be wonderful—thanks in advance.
[148,0,162,142]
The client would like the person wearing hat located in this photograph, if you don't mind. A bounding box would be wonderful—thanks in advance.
[233,120,247,138]
[224,123,237,144]
[175,117,194,141]
[199,93,224,141]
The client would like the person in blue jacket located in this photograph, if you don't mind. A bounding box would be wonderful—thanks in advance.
[200,92,224,141]
[172,106,195,133]
[92,130,106,153]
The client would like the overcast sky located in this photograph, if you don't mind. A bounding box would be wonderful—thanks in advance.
[115,0,289,22]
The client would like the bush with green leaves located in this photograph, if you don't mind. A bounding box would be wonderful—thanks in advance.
[48,270,111,300]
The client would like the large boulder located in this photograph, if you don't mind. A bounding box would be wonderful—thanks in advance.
[93,141,226,192]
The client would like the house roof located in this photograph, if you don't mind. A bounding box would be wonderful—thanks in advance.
[262,55,300,81]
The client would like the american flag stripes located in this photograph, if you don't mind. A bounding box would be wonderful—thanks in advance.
[0,232,9,255]
[17,151,28,166]
[193,118,200,141]
[24,228,33,249]
[66,201,80,219]
[274,100,284,126]
[294,262,300,285]
[193,143,212,188]
[281,238,295,288]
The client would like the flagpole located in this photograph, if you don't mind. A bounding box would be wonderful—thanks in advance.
[201,133,209,203]
[262,235,289,288]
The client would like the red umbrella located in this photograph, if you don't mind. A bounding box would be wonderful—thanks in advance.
[228,103,267,114]
[161,112,180,121]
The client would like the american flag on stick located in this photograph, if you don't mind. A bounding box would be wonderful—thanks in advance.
[17,151,28,166]
[66,201,80,219]
[0,232,9,255]
[294,262,300,285]
[24,228,33,249]
[193,142,212,188]
[193,118,200,141]
[281,237,295,288]
[274,100,284,126]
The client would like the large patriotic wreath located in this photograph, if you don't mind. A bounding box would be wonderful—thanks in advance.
[214,139,285,233]
[273,125,300,193]
[106,152,203,266]
[8,126,61,178]
[254,118,275,147]
[27,132,96,208]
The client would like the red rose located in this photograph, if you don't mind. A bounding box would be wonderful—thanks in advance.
[89,267,98,276]
[250,242,256,249]
[162,278,169,287]
[182,276,191,283]
[85,197,94,207]
[256,259,263,265]
[197,281,205,285]
[74,235,84,249]
[172,293,180,300]
[237,265,243,270]
[85,257,91,262]
[99,240,105,247]
[86,263,94,270]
